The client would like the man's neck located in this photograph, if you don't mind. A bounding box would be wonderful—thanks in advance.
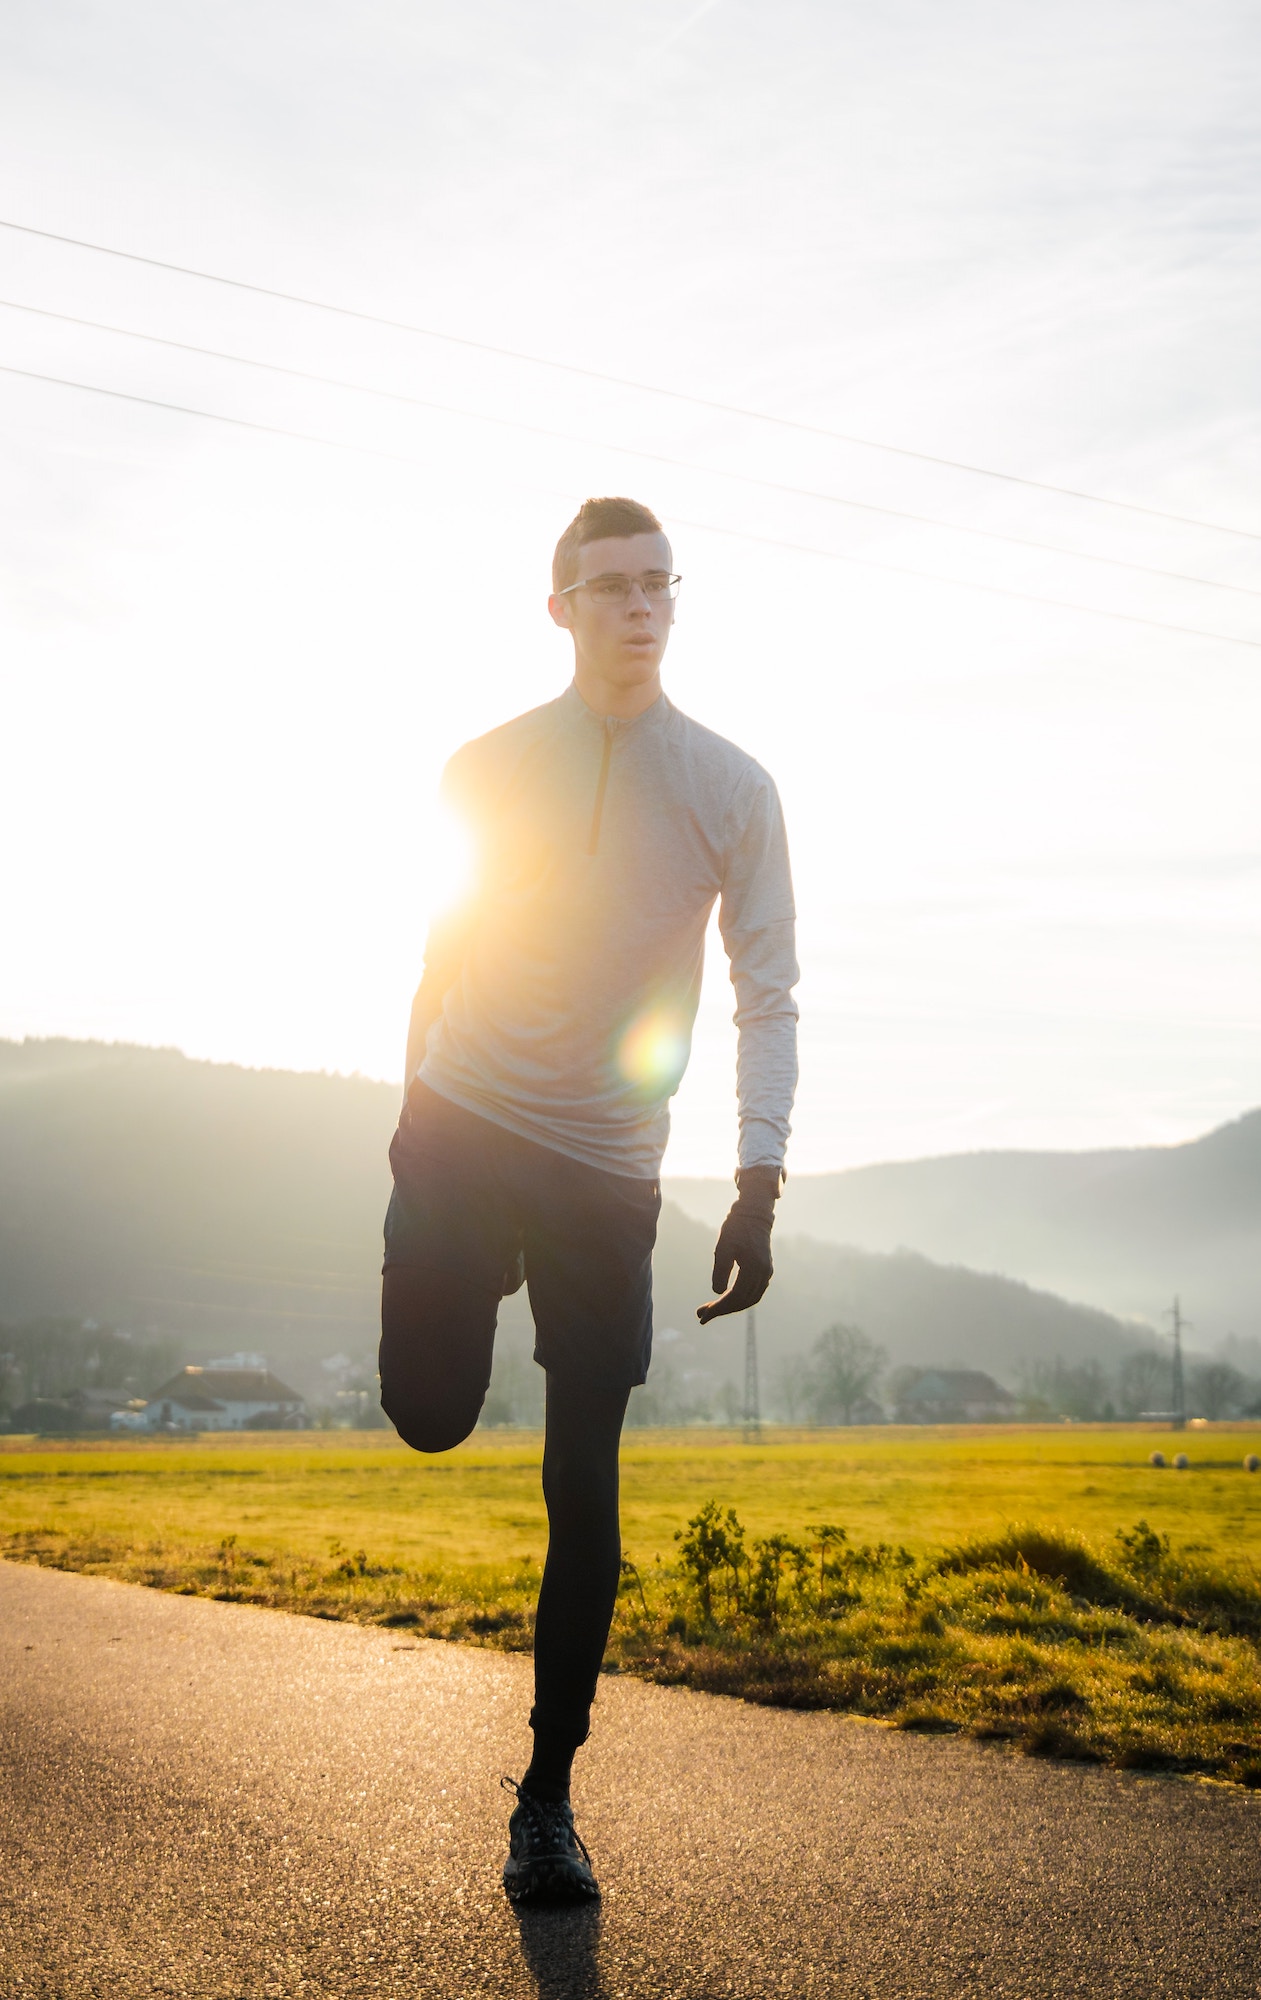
[572,665,663,720]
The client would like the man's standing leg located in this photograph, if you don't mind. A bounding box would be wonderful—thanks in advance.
[524,1370,631,1799]
[500,1369,628,1904]
[501,1142,658,1903]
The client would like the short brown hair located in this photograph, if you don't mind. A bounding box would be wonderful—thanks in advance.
[552,497,665,593]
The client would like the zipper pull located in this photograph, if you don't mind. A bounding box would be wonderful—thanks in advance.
[588,722,616,855]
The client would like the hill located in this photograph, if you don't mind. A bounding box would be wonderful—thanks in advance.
[668,1112,1261,1346]
[0,1039,1159,1415]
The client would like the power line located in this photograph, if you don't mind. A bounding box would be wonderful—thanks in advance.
[5,359,1259,653]
[3,296,1258,603]
[4,214,1260,546]
[670,510,1261,650]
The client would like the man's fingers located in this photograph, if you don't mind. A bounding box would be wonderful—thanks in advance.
[695,1256,771,1324]
[710,1218,737,1293]
[696,1294,739,1325]
[711,1249,734,1293]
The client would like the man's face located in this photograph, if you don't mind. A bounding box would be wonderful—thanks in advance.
[548,531,675,689]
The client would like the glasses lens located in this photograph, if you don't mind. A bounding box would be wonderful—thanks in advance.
[583,573,680,601]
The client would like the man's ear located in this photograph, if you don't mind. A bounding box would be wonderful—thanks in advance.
[548,592,574,631]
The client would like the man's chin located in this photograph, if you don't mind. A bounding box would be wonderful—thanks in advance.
[614,648,662,678]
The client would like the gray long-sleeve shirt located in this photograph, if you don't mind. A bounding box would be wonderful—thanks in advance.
[417,682,799,1179]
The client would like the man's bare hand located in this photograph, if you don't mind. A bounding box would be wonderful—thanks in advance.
[696,1165,781,1325]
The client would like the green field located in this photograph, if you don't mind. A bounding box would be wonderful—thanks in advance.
[4,1425,1260,1786]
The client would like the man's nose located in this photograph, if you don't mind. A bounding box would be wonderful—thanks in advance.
[625,581,653,611]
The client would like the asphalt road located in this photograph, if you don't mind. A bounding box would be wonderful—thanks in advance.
[2,1562,1259,1999]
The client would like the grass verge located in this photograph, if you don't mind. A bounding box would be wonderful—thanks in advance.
[5,1502,1260,1789]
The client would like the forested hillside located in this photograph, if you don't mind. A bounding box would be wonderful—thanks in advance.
[669,1113,1261,1342]
[1,1039,1168,1418]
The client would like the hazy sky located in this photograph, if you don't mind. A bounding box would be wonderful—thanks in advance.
[2,0,1259,1173]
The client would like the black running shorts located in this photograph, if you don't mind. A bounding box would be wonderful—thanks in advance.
[382,1082,661,1388]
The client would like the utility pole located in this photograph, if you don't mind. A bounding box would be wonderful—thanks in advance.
[1165,1296,1188,1432]
[743,1308,761,1441]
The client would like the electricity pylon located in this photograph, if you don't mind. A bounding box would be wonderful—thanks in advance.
[744,1308,761,1441]
[1164,1296,1188,1432]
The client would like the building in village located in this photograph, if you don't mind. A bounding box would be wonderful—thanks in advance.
[892,1368,1017,1424]
[115,1359,306,1432]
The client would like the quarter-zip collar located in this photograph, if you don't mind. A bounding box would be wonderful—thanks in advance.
[562,680,670,734]
[562,682,671,855]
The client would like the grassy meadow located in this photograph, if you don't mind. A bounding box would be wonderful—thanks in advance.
[3,1424,1261,1786]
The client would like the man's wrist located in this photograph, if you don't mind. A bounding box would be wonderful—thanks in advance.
[734,1163,784,1214]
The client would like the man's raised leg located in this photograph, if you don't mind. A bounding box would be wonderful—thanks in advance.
[379,1083,515,1452]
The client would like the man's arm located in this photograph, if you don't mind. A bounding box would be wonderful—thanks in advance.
[401,751,483,1104]
[402,903,476,1102]
[697,770,799,1323]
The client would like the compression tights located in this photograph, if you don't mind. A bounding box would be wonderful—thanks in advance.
[524,1370,630,1800]
[379,1267,629,1800]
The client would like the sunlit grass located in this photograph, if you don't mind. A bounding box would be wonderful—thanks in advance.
[3,1425,1259,1783]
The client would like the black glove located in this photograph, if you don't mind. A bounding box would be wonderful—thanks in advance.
[696,1165,782,1325]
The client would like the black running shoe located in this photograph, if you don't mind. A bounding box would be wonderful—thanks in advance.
[500,1777,599,1904]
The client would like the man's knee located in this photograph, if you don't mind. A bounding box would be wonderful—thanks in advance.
[381,1379,483,1455]
[379,1263,495,1453]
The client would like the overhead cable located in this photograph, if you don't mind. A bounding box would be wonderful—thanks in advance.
[4,360,1258,653]
[2,297,1257,602]
[3,214,1259,545]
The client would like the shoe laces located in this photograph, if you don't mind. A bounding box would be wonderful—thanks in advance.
[500,1775,592,1864]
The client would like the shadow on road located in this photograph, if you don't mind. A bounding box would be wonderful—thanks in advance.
[512,1901,610,2000]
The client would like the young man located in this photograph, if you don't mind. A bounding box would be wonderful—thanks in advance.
[380,496,798,1902]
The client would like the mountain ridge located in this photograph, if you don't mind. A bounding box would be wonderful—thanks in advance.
[0,1038,1196,1412]
[668,1110,1261,1342]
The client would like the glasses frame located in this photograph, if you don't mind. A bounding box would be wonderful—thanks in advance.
[556,571,682,602]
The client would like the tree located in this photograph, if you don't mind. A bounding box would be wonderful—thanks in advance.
[1018,1356,1111,1421]
[1115,1348,1166,1419]
[1186,1361,1249,1421]
[809,1323,886,1425]
[772,1353,814,1424]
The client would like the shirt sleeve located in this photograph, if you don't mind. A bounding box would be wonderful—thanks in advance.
[718,766,800,1171]
[406,749,485,1085]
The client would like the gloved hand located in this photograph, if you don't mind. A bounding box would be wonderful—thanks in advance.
[696,1165,782,1324]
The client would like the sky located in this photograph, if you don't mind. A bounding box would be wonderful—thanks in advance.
[1,0,1259,1175]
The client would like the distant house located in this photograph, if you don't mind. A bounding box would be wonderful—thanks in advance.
[131,1365,305,1432]
[894,1369,1017,1424]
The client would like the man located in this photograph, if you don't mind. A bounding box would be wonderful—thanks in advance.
[380,495,798,1903]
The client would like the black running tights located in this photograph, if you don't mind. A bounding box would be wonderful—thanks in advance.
[380,1266,629,1761]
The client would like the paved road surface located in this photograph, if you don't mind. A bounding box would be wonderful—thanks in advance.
[2,1561,1259,1998]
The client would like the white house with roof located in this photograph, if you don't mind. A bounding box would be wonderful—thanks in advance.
[121,1364,306,1432]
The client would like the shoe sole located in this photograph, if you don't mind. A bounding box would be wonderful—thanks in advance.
[503,1858,600,1905]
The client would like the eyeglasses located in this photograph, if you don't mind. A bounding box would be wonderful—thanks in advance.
[557,571,682,603]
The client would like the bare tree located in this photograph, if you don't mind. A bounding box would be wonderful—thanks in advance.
[1187,1361,1249,1420]
[772,1354,815,1424]
[1115,1348,1166,1419]
[809,1323,886,1425]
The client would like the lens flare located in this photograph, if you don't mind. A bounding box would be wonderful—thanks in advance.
[616,1009,690,1095]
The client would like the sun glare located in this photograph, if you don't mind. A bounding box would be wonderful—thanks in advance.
[422,801,476,918]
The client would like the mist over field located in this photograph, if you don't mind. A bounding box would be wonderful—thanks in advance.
[4,1038,1256,1424]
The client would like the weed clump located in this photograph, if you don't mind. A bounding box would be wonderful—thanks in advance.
[616,1505,1261,1787]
